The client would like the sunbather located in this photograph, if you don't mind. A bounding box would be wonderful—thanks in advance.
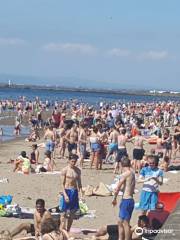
[13,151,31,174]
[41,218,69,240]
[11,199,52,239]
[38,150,54,172]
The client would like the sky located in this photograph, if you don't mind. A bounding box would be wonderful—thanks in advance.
[0,0,180,90]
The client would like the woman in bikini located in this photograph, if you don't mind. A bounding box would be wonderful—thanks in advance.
[89,126,101,170]
[41,218,68,240]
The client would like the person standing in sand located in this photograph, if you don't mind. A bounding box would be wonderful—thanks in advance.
[44,125,56,157]
[65,123,78,158]
[89,126,101,170]
[78,122,87,168]
[132,130,146,175]
[14,116,21,135]
[60,154,83,233]
[105,126,119,163]
[112,157,135,240]
[114,129,128,174]
[138,155,163,215]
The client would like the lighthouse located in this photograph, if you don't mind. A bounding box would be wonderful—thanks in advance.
[8,80,11,87]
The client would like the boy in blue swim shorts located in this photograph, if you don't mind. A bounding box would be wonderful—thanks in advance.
[60,154,83,232]
[112,157,135,240]
[138,155,163,215]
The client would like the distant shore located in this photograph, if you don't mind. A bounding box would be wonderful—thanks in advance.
[1,83,180,98]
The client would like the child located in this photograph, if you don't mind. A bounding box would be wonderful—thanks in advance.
[159,156,169,172]
[141,154,149,168]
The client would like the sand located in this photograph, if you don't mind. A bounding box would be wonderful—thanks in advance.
[0,137,179,235]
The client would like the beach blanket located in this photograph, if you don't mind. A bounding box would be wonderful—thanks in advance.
[70,227,97,234]
[14,237,35,240]
[35,171,61,175]
[11,205,96,219]
[167,165,180,171]
[0,178,9,183]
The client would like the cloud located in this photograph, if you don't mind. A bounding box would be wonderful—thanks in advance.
[139,50,169,60]
[106,48,169,61]
[43,42,97,55]
[107,48,131,57]
[0,37,26,46]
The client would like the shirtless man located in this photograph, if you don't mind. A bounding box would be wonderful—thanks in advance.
[105,126,119,163]
[173,122,180,159]
[58,126,66,158]
[114,129,128,174]
[65,123,78,157]
[132,130,146,174]
[11,199,52,239]
[44,125,56,157]
[78,122,87,168]
[60,154,83,232]
[155,132,164,159]
[112,157,135,240]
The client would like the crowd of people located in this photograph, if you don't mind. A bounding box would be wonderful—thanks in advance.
[1,96,180,239]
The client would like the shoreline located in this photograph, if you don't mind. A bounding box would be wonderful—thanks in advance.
[1,84,180,98]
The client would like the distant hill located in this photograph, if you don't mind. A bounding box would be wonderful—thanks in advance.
[0,73,179,92]
[0,73,151,91]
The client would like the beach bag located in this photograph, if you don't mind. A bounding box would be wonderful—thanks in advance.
[93,182,112,196]
[79,200,88,215]
[0,195,13,206]
[83,185,94,196]
[0,209,11,217]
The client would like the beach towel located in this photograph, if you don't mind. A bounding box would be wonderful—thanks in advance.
[0,195,12,206]
[148,209,169,228]
[14,237,35,240]
[35,171,61,175]
[158,192,180,213]
[168,165,180,171]
[146,193,180,228]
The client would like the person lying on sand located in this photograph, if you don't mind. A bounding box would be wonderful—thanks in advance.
[11,199,52,240]
[92,215,152,240]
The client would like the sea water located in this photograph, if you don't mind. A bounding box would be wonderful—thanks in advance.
[0,125,29,142]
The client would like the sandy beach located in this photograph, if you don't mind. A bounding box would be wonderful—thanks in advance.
[0,137,179,235]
